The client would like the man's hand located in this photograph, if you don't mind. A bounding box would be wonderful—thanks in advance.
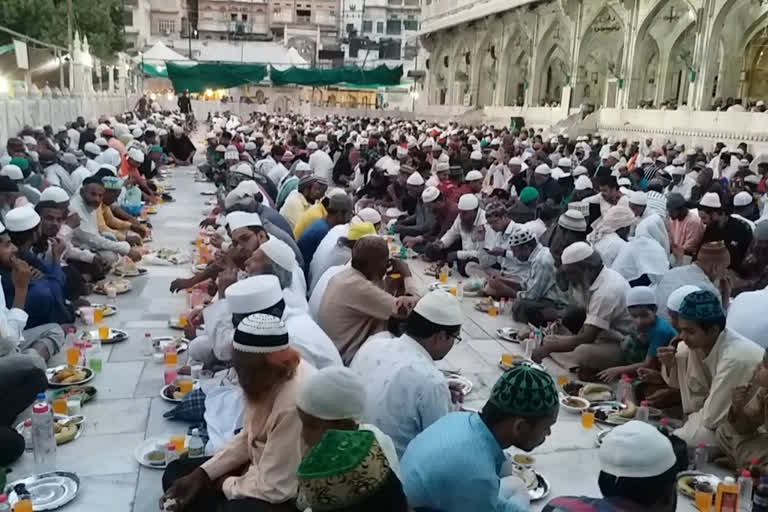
[50,238,66,263]
[637,367,664,384]
[656,346,676,370]
[208,232,223,249]
[131,223,148,237]
[597,367,625,383]
[126,232,142,246]
[389,258,411,277]
[170,278,192,294]
[447,381,464,404]
[93,254,111,273]
[199,217,217,228]
[217,266,238,297]
[732,385,750,411]
[159,467,210,511]
[403,235,423,248]
[66,212,81,229]
[128,247,143,262]
[485,247,506,257]
[531,345,550,364]
[11,257,33,290]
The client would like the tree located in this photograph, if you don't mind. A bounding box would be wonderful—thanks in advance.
[0,0,125,60]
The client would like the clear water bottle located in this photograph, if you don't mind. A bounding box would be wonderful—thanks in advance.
[740,469,754,511]
[143,332,154,357]
[188,428,204,458]
[456,280,464,301]
[23,419,33,451]
[616,375,635,405]
[693,442,708,471]
[32,394,56,473]
[635,400,650,422]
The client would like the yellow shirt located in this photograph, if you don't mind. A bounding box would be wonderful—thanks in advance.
[293,202,327,239]
[279,190,311,229]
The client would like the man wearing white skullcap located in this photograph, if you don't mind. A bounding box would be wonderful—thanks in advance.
[533,242,634,372]
[296,366,400,475]
[350,290,463,457]
[545,421,681,510]
[664,285,701,330]
[533,163,563,205]
[245,236,307,311]
[424,193,487,274]
[732,190,758,231]
[308,136,334,182]
[698,190,753,275]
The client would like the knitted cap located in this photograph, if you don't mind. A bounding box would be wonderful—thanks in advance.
[519,186,539,204]
[489,363,559,417]
[233,313,289,353]
[678,290,725,323]
[297,430,390,510]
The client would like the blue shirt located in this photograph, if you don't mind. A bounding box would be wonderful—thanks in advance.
[297,218,330,274]
[644,315,677,358]
[401,412,526,512]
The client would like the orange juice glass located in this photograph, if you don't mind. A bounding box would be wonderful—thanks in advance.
[449,286,457,296]
[501,353,514,365]
[93,308,104,324]
[13,499,33,512]
[53,397,68,415]
[66,346,80,366]
[165,351,178,366]
[438,271,447,283]
[695,485,713,512]
[488,306,498,317]
[178,379,194,394]
[98,325,110,340]
[557,376,569,387]
[581,411,595,429]
[178,314,188,327]
[170,434,186,452]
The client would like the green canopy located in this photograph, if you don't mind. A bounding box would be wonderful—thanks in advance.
[166,62,268,93]
[269,64,402,87]
[142,62,168,78]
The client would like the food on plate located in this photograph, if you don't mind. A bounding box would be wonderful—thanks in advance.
[146,449,167,466]
[563,397,586,408]
[512,454,534,466]
[499,353,524,369]
[52,385,97,403]
[54,422,78,444]
[579,383,613,402]
[619,401,637,419]
[51,367,88,384]
[563,381,584,396]
[163,384,186,401]
[94,278,131,294]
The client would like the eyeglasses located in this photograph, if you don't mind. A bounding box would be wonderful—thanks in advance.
[447,333,463,345]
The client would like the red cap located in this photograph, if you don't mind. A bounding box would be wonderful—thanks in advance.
[32,403,49,414]
[660,418,668,425]
[698,442,706,448]
[743,470,753,477]
[753,458,760,464]
[24,419,31,426]
[145,332,151,337]
[640,401,648,406]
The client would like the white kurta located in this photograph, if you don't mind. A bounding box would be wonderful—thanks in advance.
[308,150,334,183]
[308,224,350,293]
[349,334,453,457]
[308,264,347,321]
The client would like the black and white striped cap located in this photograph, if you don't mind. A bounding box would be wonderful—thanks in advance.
[233,313,289,354]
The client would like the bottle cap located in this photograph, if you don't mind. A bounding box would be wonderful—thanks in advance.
[167,443,176,451]
[192,428,199,435]
[640,401,648,406]
[621,374,631,381]
[24,419,31,426]
[743,469,752,477]
[36,393,46,400]
[0,494,6,503]
[697,442,706,448]
[660,417,668,425]
[145,332,151,337]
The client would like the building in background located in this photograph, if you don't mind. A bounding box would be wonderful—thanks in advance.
[122,0,153,50]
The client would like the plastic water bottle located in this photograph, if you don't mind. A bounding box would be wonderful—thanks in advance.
[32,393,56,473]
[188,428,204,458]
[635,400,650,422]
[22,419,33,451]
[166,443,179,465]
[740,469,754,511]
[500,298,507,315]
[0,494,10,512]
[694,442,708,471]
[143,332,154,357]
[616,375,635,405]
[456,280,464,301]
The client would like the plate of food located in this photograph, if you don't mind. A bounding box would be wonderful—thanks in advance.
[93,278,132,295]
[76,304,118,318]
[427,282,455,293]
[134,437,187,469]
[146,248,190,266]
[46,366,95,387]
[502,460,550,501]
[589,401,630,426]
[578,383,614,402]
[498,353,526,370]
[16,415,85,445]
[677,471,722,500]
[446,375,473,396]
[86,328,128,344]
[475,297,496,313]
[560,396,590,414]
[192,263,208,273]
[496,327,523,343]
[153,336,189,354]
[113,261,148,277]
[160,383,186,403]
[51,385,97,404]
[4,471,80,511]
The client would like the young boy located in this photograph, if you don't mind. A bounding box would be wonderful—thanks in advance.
[716,347,768,473]
[597,286,677,382]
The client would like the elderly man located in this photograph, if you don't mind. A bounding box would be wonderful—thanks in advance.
[317,236,416,364]
[350,290,463,457]
[68,176,142,264]
[697,192,753,275]
[533,242,635,372]
[660,290,764,447]
[40,150,75,196]
[308,140,334,183]
[546,209,588,266]
[401,364,559,512]
[425,193,487,275]
[533,164,562,205]
[244,236,307,311]
[279,175,327,230]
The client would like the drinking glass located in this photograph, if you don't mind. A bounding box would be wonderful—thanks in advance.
[488,305,498,317]
[170,434,186,452]
[52,397,68,415]
[66,346,80,367]
[98,325,110,340]
[557,376,569,387]
[581,411,595,429]
[178,379,194,394]
[93,308,104,324]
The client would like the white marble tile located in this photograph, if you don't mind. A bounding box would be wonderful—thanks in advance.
[133,466,165,512]
[144,397,184,438]
[66,473,138,512]
[89,361,145,400]
[83,398,150,436]
[134,360,169,399]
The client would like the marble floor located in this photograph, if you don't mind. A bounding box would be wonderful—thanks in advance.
[8,162,712,511]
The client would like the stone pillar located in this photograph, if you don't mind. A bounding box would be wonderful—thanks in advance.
[524,14,541,107]
[469,28,488,107]
[617,0,639,109]
[108,66,115,94]
[690,0,717,110]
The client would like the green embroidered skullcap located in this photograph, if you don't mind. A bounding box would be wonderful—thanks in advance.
[519,186,540,204]
[297,429,390,510]
[10,157,29,171]
[102,176,124,190]
[489,362,559,417]
[678,290,725,323]
[150,145,163,153]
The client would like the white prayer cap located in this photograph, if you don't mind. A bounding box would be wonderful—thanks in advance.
[413,290,463,326]
[573,165,588,177]
[470,150,482,161]
[608,151,622,161]
[233,163,254,177]
[316,133,327,142]
[670,166,685,176]
[465,170,483,182]
[508,157,523,166]
[457,194,479,211]
[685,148,696,156]
[534,164,551,176]
[127,148,144,163]
[307,141,318,151]
[259,237,295,271]
[94,137,109,148]
[98,164,117,176]
[671,157,685,166]
[356,208,381,224]
[640,157,653,166]
[436,162,450,173]
[407,172,425,186]
[699,192,722,209]
[206,131,217,139]
[295,161,311,173]
[600,421,676,479]
[132,128,143,138]
[617,177,632,187]
[734,191,753,207]
[215,144,226,152]
[628,190,647,206]
[746,174,762,185]
[558,209,587,232]
[421,138,434,148]
[422,186,440,203]
[656,155,667,164]
[227,211,262,231]
[39,186,69,203]
[225,148,239,160]
[296,367,367,420]
[667,285,701,313]
[244,141,257,151]
[1,165,23,181]
[22,136,36,146]
[438,153,449,163]
[626,286,656,307]
[574,175,592,191]
[384,161,400,177]
[5,206,40,232]
[551,168,565,180]
[83,142,101,156]
[396,146,408,158]
[557,157,572,168]
[0,221,5,234]
[226,275,282,314]
[561,241,594,265]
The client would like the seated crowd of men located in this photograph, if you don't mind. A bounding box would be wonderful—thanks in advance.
[3,110,768,512]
